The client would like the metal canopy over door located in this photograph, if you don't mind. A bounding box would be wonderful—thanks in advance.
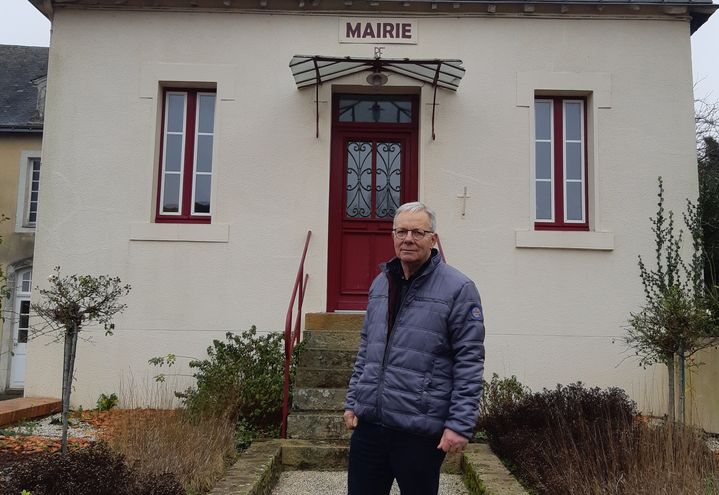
[327,94,419,311]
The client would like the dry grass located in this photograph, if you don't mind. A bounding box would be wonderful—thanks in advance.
[100,376,237,494]
[529,413,719,494]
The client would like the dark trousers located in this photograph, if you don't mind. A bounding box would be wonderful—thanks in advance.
[347,421,446,495]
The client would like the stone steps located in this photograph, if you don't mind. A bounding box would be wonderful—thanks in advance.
[289,314,361,442]
[295,367,353,389]
[281,439,349,470]
[292,387,347,411]
[300,348,357,369]
[302,330,361,350]
[287,411,351,440]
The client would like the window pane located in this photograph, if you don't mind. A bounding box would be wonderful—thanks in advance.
[346,141,372,218]
[536,142,552,180]
[21,272,31,292]
[565,102,582,141]
[566,182,583,221]
[27,159,41,226]
[375,142,402,218]
[197,94,216,134]
[339,95,412,123]
[194,175,211,214]
[196,135,213,173]
[566,142,582,181]
[536,182,552,220]
[535,101,552,141]
[165,134,183,172]
[163,173,181,213]
[166,93,185,133]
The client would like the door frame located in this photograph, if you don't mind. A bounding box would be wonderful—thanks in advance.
[9,267,31,390]
[326,92,420,311]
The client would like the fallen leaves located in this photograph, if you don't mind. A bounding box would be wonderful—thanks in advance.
[0,435,91,456]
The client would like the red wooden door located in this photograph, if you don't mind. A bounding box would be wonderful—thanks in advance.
[327,94,419,311]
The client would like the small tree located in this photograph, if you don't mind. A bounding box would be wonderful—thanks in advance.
[32,267,131,453]
[626,178,719,422]
[0,214,10,315]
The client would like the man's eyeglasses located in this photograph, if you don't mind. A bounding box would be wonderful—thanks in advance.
[392,229,435,240]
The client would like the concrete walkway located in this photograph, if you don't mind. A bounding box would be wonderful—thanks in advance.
[272,471,470,495]
[209,440,528,495]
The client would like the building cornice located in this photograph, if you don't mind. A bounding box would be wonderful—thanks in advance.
[30,0,717,32]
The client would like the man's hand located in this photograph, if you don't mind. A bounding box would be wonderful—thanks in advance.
[436,428,468,453]
[344,410,358,429]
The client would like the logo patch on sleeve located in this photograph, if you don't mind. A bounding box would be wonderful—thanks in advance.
[470,306,482,320]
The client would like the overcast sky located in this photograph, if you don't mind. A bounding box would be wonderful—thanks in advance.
[1,0,717,102]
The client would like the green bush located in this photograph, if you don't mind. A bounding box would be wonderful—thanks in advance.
[173,327,302,438]
[480,373,530,418]
[96,393,119,411]
[0,442,184,495]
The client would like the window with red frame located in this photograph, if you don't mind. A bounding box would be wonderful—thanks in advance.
[156,89,216,223]
[534,97,588,231]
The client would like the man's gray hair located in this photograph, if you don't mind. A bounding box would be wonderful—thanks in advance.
[394,202,437,232]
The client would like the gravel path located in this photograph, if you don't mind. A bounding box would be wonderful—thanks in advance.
[271,471,469,495]
[1,414,96,440]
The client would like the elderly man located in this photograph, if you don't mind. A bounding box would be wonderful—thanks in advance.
[344,201,485,495]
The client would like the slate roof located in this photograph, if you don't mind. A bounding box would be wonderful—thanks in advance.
[0,45,49,133]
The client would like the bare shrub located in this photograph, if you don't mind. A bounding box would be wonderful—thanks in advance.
[1,442,184,495]
[534,416,718,494]
[104,380,236,493]
[482,381,719,494]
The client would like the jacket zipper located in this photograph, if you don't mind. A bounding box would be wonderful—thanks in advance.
[376,277,419,424]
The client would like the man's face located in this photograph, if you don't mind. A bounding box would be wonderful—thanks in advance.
[393,210,436,269]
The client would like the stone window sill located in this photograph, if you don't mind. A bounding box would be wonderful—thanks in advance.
[130,222,229,243]
[515,230,614,251]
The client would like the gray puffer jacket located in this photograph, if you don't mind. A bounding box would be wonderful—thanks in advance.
[344,250,485,439]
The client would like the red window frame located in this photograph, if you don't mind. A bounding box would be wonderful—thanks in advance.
[155,88,215,224]
[534,96,589,231]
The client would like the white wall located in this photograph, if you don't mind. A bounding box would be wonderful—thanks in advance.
[28,9,698,418]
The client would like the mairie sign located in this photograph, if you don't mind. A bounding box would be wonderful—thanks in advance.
[339,18,418,44]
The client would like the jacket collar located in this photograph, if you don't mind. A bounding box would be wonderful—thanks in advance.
[381,248,441,279]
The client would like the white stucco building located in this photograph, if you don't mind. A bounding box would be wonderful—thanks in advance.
[25,0,718,429]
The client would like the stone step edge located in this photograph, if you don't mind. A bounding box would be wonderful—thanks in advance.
[210,439,527,494]
[305,313,365,332]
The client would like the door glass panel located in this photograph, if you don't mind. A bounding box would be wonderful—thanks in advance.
[18,300,30,344]
[339,95,412,123]
[375,142,402,218]
[346,141,373,218]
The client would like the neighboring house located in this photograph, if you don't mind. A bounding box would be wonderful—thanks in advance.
[0,45,48,393]
[26,1,719,429]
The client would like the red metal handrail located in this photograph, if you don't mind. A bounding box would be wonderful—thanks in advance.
[436,234,447,263]
[281,230,312,438]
